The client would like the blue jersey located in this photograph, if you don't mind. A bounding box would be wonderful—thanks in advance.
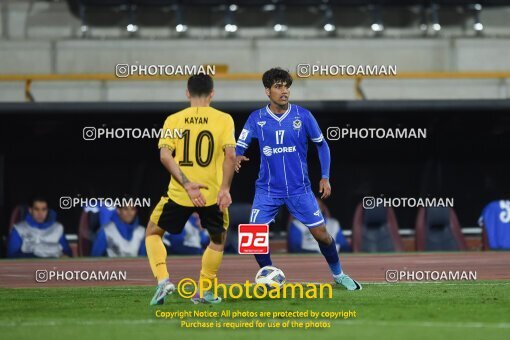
[478,200,510,250]
[236,103,327,198]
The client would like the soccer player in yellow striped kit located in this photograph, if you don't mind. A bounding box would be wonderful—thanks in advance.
[145,74,236,305]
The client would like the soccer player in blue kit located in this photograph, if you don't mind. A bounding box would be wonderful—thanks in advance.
[235,68,361,290]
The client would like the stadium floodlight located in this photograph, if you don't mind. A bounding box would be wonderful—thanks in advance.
[273,23,288,32]
[472,4,484,33]
[370,5,384,35]
[371,23,384,32]
[225,24,238,33]
[273,4,287,34]
[126,24,138,33]
[322,7,336,33]
[431,3,441,32]
[324,23,336,32]
[175,24,188,33]
[125,4,138,36]
[78,4,89,38]
[174,5,188,34]
[80,24,89,35]
[473,22,484,31]
[224,4,239,34]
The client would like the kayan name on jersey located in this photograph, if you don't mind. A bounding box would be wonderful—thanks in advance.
[184,117,209,124]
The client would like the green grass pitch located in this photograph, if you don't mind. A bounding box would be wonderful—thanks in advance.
[1,281,509,340]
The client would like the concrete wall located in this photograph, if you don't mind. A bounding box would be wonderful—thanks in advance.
[1,38,509,102]
[2,38,510,75]
[0,1,509,102]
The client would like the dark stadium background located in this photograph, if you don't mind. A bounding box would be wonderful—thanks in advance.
[1,100,509,241]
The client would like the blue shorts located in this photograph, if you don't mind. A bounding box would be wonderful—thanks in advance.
[250,191,325,228]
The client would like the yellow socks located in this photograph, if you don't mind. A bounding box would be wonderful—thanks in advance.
[200,247,224,285]
[146,235,224,291]
[145,235,169,282]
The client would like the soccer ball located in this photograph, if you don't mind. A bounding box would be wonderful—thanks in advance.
[255,266,286,291]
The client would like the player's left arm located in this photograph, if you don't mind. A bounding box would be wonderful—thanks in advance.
[218,147,236,211]
[217,115,237,211]
[306,112,331,199]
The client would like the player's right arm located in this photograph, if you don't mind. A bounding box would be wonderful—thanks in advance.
[159,147,208,207]
[159,116,208,207]
[235,114,256,172]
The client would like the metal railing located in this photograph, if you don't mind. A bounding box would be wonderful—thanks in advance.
[1,71,509,102]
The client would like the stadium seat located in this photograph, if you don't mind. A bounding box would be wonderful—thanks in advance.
[77,208,101,256]
[68,0,177,29]
[8,205,29,232]
[67,0,131,31]
[481,228,490,251]
[225,203,252,253]
[415,207,467,251]
[351,204,404,252]
[129,0,175,6]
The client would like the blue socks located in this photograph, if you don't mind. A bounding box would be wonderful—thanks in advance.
[255,241,341,277]
[319,238,342,276]
[255,253,272,268]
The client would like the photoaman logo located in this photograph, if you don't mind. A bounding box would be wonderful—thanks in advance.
[177,278,333,300]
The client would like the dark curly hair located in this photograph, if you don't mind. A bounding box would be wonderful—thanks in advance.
[29,195,48,208]
[187,74,214,97]
[262,67,293,89]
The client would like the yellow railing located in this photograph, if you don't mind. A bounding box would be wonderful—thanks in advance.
[1,72,509,101]
[2,71,510,81]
